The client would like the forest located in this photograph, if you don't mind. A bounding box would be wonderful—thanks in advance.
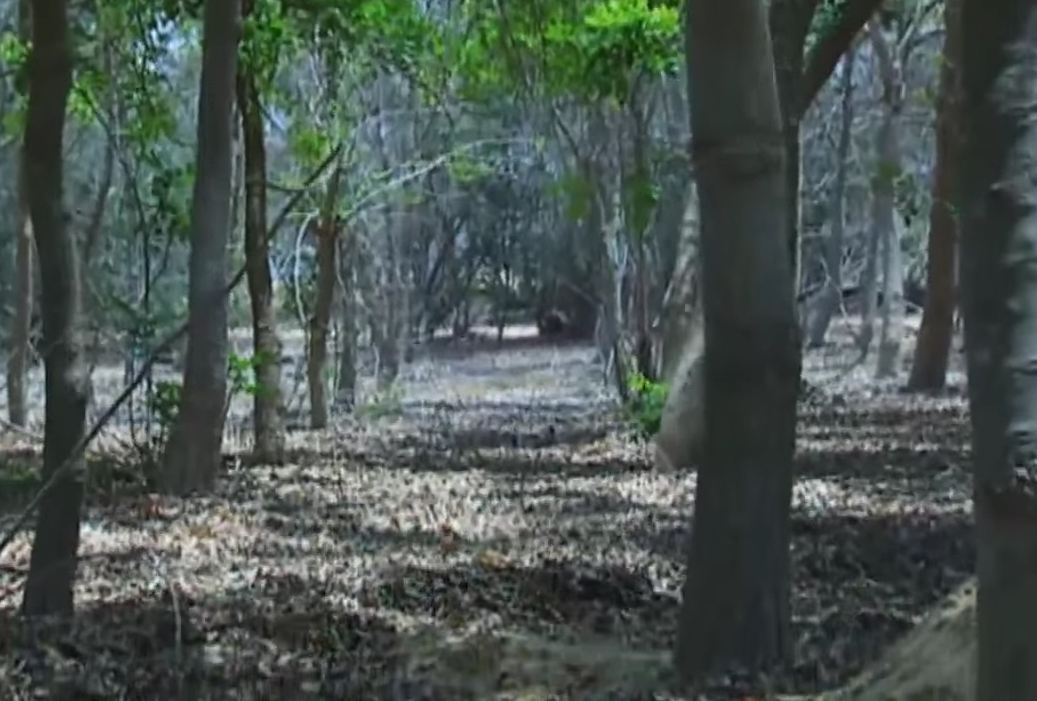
[0,0,1030,698]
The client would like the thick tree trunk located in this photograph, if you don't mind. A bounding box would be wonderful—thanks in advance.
[908,0,961,392]
[7,0,32,429]
[160,0,239,494]
[870,21,905,379]
[961,0,1037,698]
[21,0,89,618]
[807,45,856,348]
[674,0,800,681]
[657,0,880,482]
[237,0,285,463]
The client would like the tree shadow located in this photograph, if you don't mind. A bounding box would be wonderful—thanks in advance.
[357,558,677,647]
[0,574,447,700]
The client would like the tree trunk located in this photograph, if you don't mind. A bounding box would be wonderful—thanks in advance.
[656,0,880,480]
[237,0,285,463]
[674,0,800,681]
[961,1,1037,699]
[908,0,961,392]
[335,231,357,409]
[9,149,32,429]
[858,183,882,358]
[307,162,342,429]
[807,44,856,348]
[21,0,89,618]
[870,21,905,379]
[769,0,813,286]
[160,0,239,495]
[7,0,32,429]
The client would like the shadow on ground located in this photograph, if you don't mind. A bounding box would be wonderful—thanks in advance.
[0,579,425,700]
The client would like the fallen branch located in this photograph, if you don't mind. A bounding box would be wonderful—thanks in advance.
[0,142,344,565]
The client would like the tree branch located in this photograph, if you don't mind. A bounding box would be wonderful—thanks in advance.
[800,0,885,115]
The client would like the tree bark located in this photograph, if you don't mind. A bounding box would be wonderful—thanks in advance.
[7,0,32,429]
[807,45,856,348]
[961,1,1037,699]
[307,161,342,429]
[768,0,884,296]
[870,20,905,379]
[908,0,961,392]
[769,0,814,283]
[21,0,89,618]
[237,0,285,463]
[160,0,239,494]
[335,231,357,409]
[674,0,800,681]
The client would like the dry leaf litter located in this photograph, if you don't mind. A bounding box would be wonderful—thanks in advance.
[0,322,974,699]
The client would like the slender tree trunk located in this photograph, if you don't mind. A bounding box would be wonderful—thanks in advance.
[237,0,284,462]
[870,21,905,379]
[961,1,1037,699]
[769,0,813,287]
[807,45,856,347]
[307,162,342,429]
[21,0,88,618]
[674,0,800,681]
[160,0,239,494]
[908,0,961,392]
[7,0,32,428]
[858,183,882,357]
[335,231,357,409]
[376,233,404,389]
[9,150,32,428]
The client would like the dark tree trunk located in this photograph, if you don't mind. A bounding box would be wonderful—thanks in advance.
[960,0,1037,698]
[908,0,961,392]
[674,0,800,682]
[21,0,89,618]
[161,0,240,494]
[237,0,285,463]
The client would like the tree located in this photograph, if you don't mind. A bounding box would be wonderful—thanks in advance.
[674,0,800,680]
[307,153,344,429]
[960,0,1037,698]
[160,0,241,494]
[869,19,906,378]
[238,0,285,462]
[7,0,32,429]
[21,0,90,617]
[657,0,887,473]
[769,0,885,285]
[806,44,856,347]
[908,0,961,392]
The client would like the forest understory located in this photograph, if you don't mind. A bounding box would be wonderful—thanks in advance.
[0,319,975,700]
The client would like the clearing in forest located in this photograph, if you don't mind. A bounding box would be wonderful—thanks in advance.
[0,322,973,699]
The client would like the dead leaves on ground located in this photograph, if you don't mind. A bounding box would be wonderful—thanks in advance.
[0,340,977,699]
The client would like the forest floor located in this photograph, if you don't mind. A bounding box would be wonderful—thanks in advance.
[0,319,975,700]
